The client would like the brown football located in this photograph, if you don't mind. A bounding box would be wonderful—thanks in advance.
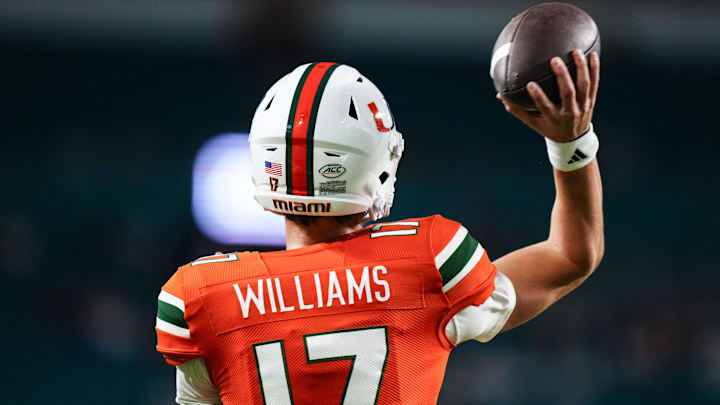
[490,2,600,111]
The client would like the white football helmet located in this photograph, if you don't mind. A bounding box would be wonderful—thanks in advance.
[249,62,404,220]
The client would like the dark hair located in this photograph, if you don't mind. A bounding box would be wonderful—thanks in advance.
[285,212,366,227]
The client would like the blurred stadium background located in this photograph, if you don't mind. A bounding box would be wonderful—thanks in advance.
[3,0,720,403]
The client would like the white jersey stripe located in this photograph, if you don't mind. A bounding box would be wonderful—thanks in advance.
[442,243,485,293]
[370,229,417,238]
[156,317,191,338]
[371,221,420,230]
[434,225,468,269]
[159,290,185,312]
[190,253,238,266]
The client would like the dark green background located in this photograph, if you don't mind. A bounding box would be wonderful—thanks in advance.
[3,1,719,404]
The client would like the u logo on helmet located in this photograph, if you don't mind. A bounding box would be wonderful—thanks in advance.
[367,102,392,132]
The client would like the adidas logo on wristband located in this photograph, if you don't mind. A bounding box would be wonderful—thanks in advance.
[545,124,599,172]
[567,149,589,164]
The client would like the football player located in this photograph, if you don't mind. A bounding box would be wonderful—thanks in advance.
[156,50,603,404]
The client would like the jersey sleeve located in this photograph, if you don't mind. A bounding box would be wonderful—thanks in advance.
[445,271,516,344]
[430,215,515,345]
[176,358,222,404]
[156,268,202,366]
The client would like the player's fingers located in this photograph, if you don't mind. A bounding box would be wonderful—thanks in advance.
[551,57,578,114]
[215,251,224,255]
[572,49,590,111]
[527,81,557,117]
[588,51,600,107]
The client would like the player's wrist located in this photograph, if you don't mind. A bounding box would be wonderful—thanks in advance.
[545,124,599,172]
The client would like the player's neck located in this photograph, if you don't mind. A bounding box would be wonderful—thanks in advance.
[285,217,364,250]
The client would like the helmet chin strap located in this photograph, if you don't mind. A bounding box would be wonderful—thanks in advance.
[367,176,397,221]
[368,135,403,221]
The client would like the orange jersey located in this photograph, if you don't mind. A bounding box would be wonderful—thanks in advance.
[156,215,497,404]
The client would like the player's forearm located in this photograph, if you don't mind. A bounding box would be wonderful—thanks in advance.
[547,158,604,280]
[494,158,604,332]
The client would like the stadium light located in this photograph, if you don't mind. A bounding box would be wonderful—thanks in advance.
[192,133,285,246]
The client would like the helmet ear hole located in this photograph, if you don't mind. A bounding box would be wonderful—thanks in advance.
[348,97,358,120]
[379,172,389,184]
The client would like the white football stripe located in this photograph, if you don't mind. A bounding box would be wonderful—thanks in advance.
[370,229,417,238]
[490,42,512,79]
[158,290,185,312]
[371,221,420,231]
[156,317,191,338]
[442,243,485,293]
[191,253,238,266]
[434,225,468,269]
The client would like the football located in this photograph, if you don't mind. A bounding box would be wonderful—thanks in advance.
[490,2,600,111]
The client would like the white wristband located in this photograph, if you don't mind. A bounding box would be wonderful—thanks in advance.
[545,124,599,172]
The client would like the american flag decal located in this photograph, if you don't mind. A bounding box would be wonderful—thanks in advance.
[265,161,283,176]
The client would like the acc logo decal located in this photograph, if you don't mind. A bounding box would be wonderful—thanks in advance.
[319,163,346,178]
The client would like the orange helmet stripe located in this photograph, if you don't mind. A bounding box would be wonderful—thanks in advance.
[285,62,340,196]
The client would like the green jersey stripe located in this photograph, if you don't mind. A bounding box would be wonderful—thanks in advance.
[442,243,484,293]
[157,300,189,329]
[438,232,479,285]
[156,317,191,338]
[435,226,468,269]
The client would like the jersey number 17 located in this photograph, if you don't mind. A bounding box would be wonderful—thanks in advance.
[253,326,389,404]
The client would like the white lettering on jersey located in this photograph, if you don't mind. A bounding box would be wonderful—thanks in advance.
[346,266,372,305]
[294,275,314,310]
[233,265,392,319]
[233,280,265,318]
[326,270,347,307]
[275,278,295,312]
[314,273,324,308]
[373,266,390,302]
[265,278,278,313]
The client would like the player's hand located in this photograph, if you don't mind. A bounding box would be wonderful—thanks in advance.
[497,49,599,143]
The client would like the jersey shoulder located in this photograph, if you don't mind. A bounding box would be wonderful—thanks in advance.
[349,214,484,274]
[341,215,441,264]
[355,214,464,256]
[177,251,268,290]
[378,215,496,305]
[160,251,266,309]
[156,251,266,365]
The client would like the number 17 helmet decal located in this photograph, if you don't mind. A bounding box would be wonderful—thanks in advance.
[249,62,404,220]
